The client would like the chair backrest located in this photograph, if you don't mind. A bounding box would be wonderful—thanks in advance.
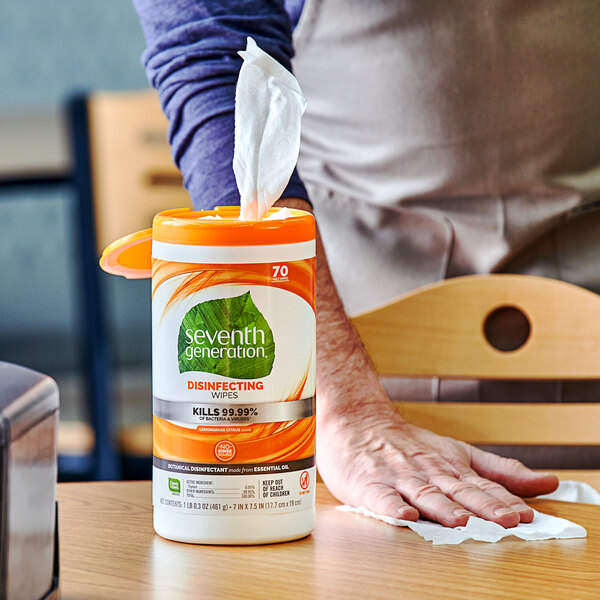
[351,274,600,446]
[67,89,187,479]
[86,90,191,253]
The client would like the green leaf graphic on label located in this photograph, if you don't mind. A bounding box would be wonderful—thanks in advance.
[177,291,275,379]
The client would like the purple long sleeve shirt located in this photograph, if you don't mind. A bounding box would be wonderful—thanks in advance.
[133,0,309,210]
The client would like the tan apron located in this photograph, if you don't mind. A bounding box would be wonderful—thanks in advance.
[291,1,600,462]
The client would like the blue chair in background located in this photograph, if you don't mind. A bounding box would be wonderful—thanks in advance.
[66,90,190,480]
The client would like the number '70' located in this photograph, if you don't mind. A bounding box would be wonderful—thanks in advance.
[272,265,288,277]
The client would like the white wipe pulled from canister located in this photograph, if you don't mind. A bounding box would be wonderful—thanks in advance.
[233,37,307,221]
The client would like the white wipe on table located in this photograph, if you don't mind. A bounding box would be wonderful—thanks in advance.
[337,505,586,545]
[337,480,597,545]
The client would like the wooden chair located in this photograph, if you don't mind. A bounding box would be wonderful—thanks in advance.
[351,274,600,474]
[67,90,187,478]
[83,90,190,253]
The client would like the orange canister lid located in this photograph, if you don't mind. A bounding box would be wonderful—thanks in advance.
[100,206,315,279]
[153,206,314,246]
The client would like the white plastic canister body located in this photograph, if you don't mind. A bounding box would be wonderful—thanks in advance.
[151,235,316,544]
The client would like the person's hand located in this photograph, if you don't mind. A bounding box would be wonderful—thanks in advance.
[317,403,559,527]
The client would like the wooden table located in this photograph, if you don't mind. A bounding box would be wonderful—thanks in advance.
[57,472,600,600]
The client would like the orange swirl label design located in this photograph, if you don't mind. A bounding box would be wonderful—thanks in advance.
[151,253,316,517]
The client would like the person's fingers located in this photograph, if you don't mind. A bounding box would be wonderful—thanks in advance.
[399,478,476,528]
[470,447,559,497]
[362,483,419,521]
[430,475,520,528]
[461,474,534,523]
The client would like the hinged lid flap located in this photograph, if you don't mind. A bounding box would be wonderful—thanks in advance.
[99,228,152,279]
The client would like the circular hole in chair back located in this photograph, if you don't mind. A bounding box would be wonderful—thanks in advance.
[483,305,530,352]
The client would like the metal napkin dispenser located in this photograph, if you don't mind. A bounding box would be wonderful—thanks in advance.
[0,362,59,600]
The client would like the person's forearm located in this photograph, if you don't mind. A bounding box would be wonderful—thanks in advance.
[133,0,309,209]
[287,191,559,525]
[275,197,398,425]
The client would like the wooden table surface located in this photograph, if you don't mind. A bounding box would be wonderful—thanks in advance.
[57,471,600,600]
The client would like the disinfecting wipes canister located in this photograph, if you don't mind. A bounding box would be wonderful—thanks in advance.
[101,206,316,544]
